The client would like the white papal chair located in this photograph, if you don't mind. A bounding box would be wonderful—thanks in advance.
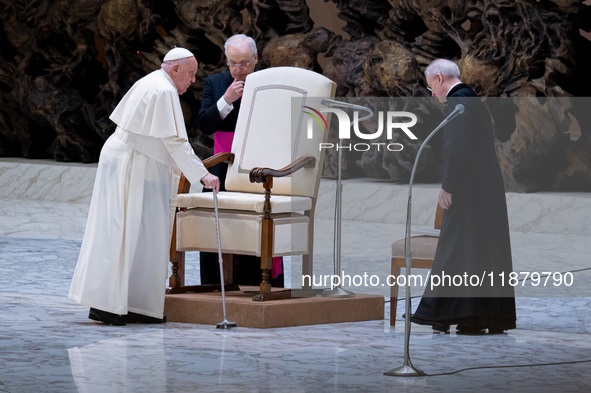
[168,66,336,301]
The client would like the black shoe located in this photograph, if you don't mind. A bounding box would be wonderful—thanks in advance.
[432,323,450,333]
[402,313,424,324]
[488,327,507,334]
[89,308,126,326]
[404,314,449,333]
[124,312,167,324]
[456,325,486,334]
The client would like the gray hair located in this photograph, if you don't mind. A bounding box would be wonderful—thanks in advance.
[224,34,257,56]
[425,59,461,78]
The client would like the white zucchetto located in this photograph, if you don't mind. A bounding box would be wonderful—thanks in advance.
[163,47,194,62]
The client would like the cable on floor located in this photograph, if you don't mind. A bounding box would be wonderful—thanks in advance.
[422,359,591,377]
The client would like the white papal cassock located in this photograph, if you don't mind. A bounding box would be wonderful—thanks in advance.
[69,69,208,318]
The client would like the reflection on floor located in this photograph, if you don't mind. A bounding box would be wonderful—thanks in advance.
[1,158,591,392]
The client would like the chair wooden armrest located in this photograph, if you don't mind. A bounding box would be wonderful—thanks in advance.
[202,152,235,169]
[249,156,316,183]
[177,174,191,194]
[176,152,235,195]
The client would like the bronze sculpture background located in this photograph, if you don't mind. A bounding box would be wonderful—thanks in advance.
[0,0,589,192]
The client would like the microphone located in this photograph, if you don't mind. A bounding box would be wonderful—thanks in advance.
[408,103,465,200]
[321,97,353,108]
[440,104,464,127]
[321,98,371,112]
[320,98,374,123]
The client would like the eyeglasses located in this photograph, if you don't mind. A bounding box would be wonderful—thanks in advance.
[426,86,432,92]
[227,58,253,68]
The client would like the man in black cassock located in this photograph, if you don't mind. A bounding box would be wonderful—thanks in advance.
[411,59,516,334]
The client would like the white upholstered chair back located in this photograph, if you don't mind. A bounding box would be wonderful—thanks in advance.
[224,67,336,198]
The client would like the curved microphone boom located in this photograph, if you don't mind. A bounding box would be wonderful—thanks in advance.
[320,98,374,121]
[385,102,465,377]
[321,98,366,110]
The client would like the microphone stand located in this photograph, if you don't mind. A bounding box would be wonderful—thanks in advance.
[322,99,373,298]
[385,104,464,377]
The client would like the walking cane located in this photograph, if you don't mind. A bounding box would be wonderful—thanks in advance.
[213,190,236,329]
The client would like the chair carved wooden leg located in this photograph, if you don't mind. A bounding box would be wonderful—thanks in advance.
[301,205,315,293]
[167,216,185,292]
[389,258,403,326]
[258,215,273,297]
[253,178,290,301]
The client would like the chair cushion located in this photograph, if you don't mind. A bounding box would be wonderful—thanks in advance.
[176,191,312,213]
[176,209,309,256]
[391,236,439,259]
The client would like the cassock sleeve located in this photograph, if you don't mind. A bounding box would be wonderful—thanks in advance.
[161,136,210,185]
[441,97,475,195]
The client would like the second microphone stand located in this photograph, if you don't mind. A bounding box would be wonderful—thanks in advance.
[385,103,464,377]
[322,100,373,298]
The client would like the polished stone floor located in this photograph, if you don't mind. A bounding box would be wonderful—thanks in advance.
[1,158,591,392]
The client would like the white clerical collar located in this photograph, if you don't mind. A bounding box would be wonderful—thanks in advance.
[446,81,463,97]
[160,69,177,90]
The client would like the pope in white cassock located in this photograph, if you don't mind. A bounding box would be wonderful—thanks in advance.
[69,48,219,326]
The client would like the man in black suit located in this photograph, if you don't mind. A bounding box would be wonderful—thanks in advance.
[411,59,516,334]
[198,34,258,186]
[197,34,284,287]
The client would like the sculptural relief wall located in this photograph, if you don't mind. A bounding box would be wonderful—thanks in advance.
[0,0,589,191]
